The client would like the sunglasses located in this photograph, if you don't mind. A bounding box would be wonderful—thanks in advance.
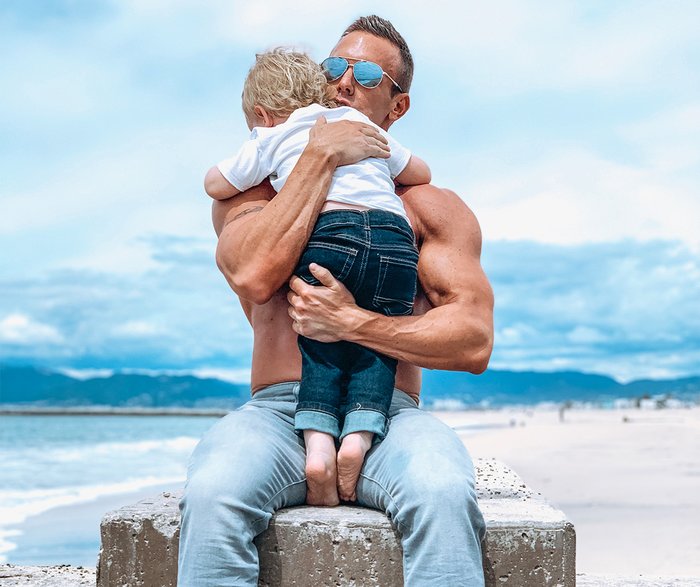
[321,56,403,93]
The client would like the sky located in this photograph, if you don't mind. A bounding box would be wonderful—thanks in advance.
[1,0,699,384]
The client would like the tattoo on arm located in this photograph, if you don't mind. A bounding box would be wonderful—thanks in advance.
[232,206,264,222]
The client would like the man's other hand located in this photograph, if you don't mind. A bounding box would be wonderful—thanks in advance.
[288,263,357,342]
[308,116,390,167]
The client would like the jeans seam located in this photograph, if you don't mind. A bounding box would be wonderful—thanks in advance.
[345,406,387,415]
[252,478,307,527]
[296,407,339,417]
[358,472,409,535]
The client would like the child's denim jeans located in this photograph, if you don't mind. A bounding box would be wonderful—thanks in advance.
[294,209,418,440]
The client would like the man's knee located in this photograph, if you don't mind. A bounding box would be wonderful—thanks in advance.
[387,420,483,532]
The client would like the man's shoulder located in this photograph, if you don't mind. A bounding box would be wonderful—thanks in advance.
[400,184,481,241]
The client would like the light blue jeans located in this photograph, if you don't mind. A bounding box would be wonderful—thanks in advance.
[178,382,486,586]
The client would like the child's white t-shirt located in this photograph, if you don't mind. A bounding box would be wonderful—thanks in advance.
[216,104,411,221]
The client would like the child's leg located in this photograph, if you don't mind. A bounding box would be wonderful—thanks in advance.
[303,429,340,506]
[337,345,397,501]
[335,211,419,501]
[293,211,366,505]
[296,336,356,506]
[337,430,374,502]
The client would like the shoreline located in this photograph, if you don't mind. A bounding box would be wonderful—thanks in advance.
[0,407,230,417]
[2,396,697,418]
[2,483,178,567]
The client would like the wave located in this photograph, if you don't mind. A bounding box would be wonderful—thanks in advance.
[46,436,199,462]
[0,475,184,561]
[1,436,199,468]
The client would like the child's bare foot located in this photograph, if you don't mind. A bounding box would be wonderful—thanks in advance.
[303,430,340,506]
[337,431,373,502]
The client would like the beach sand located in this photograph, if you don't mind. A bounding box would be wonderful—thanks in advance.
[440,406,700,578]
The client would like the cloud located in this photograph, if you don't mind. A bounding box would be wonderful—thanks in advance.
[0,314,64,345]
[407,1,700,97]
[432,136,700,249]
[112,321,163,338]
[1,235,698,383]
[0,235,252,370]
[483,239,700,381]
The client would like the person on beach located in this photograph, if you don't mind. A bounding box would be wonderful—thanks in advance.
[205,48,432,503]
[178,15,494,587]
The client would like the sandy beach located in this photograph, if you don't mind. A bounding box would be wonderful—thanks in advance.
[441,406,700,578]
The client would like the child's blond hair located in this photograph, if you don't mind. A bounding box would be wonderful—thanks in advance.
[242,48,335,121]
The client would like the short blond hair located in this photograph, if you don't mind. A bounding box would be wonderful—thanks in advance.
[242,48,334,121]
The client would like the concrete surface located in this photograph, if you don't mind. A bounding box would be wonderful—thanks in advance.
[0,564,96,586]
[576,576,700,586]
[4,565,698,586]
[97,458,575,586]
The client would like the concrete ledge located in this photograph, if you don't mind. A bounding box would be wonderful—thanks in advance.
[0,564,96,586]
[576,575,700,586]
[97,458,575,586]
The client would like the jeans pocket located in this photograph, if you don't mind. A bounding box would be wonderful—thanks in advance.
[373,251,418,316]
[297,241,358,285]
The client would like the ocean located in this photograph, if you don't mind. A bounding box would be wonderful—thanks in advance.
[0,414,219,566]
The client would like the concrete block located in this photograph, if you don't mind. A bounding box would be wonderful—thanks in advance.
[98,458,575,586]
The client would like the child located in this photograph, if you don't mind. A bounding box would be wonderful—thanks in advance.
[205,48,431,504]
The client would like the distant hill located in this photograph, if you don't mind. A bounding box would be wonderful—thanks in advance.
[421,369,700,407]
[1,365,698,409]
[0,366,251,409]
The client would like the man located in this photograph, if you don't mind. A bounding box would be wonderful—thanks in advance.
[178,15,494,586]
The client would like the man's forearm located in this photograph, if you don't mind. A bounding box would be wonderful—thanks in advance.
[215,118,390,304]
[216,143,337,303]
[341,304,493,373]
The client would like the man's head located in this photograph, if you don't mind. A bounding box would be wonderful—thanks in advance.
[328,16,413,130]
[242,48,334,130]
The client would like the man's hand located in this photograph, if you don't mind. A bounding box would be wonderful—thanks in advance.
[287,263,359,342]
[309,116,390,167]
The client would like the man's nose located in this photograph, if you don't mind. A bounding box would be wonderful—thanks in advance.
[337,67,355,94]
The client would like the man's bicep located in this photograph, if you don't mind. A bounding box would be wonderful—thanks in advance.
[418,237,491,311]
[416,198,493,312]
[212,181,274,237]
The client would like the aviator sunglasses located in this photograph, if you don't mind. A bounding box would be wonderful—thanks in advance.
[321,56,403,92]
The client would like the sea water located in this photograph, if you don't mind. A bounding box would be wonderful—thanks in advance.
[0,414,219,565]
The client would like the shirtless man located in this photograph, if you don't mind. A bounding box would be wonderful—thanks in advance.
[178,15,494,587]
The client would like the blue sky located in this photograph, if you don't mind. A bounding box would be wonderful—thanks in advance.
[1,1,699,383]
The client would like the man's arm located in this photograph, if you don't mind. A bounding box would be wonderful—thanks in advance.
[213,117,390,304]
[287,185,494,372]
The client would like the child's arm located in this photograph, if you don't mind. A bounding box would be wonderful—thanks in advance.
[395,155,431,187]
[205,137,269,201]
[205,166,241,201]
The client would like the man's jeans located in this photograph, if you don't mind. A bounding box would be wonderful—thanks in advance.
[294,209,419,440]
[178,382,486,586]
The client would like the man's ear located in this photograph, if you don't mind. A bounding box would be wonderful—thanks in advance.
[254,105,275,127]
[388,93,410,123]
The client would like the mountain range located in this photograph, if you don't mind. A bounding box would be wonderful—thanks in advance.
[2,365,699,409]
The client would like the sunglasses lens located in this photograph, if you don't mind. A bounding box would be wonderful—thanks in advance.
[353,61,383,88]
[321,57,348,81]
